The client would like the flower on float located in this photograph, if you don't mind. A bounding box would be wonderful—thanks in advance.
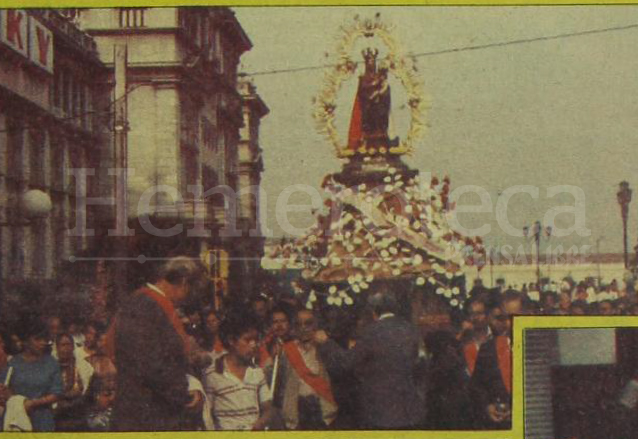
[436,287,444,295]
[329,285,337,294]
[354,273,363,283]
[385,185,394,192]
[380,250,390,258]
[334,297,343,306]
[416,277,426,286]
[451,299,459,307]
[360,281,369,289]
[309,290,318,302]
[346,245,355,252]
[344,296,354,305]
[452,287,460,295]
[306,301,314,310]
[446,272,453,279]
[320,258,329,266]
[388,167,397,175]
[413,254,423,265]
[392,268,401,276]
[366,274,374,282]
[384,176,392,183]
[352,284,361,293]
[390,247,398,255]
[347,275,356,285]
[428,277,437,284]
[444,289,453,298]
[358,184,367,191]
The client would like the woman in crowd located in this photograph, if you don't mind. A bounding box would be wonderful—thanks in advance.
[54,333,94,431]
[0,320,63,431]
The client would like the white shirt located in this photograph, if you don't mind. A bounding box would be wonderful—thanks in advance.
[203,357,271,431]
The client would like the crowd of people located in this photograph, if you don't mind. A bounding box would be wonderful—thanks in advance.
[0,257,633,432]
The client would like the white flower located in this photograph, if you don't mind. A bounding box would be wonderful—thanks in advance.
[388,167,397,175]
[320,258,329,266]
[360,282,369,289]
[347,275,356,285]
[358,184,367,191]
[451,299,459,307]
[390,247,398,255]
[309,291,318,302]
[392,268,401,276]
[429,277,437,285]
[327,296,335,305]
[416,277,425,286]
[380,250,390,258]
[346,245,355,252]
[344,296,354,305]
[332,257,342,266]
[412,221,422,230]
[413,254,423,265]
[445,272,453,279]
[306,301,314,310]
[352,284,361,293]
[329,285,337,294]
[436,287,444,295]
[366,274,374,282]
[334,297,343,306]
[385,185,394,192]
[444,289,453,298]
[405,205,413,214]
[452,287,460,295]
[384,176,392,183]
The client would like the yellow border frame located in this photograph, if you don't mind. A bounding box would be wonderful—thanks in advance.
[2,2,637,439]
[513,316,638,439]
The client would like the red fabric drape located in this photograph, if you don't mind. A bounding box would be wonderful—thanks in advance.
[283,342,336,405]
[496,335,512,395]
[347,95,363,150]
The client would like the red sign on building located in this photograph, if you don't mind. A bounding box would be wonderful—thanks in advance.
[0,10,54,74]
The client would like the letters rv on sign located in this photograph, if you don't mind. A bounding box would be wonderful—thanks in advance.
[0,10,53,74]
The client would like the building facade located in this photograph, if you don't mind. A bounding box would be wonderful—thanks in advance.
[76,7,267,301]
[0,9,111,296]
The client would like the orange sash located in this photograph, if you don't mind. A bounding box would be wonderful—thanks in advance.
[496,335,512,395]
[463,342,479,376]
[104,286,190,359]
[283,342,336,405]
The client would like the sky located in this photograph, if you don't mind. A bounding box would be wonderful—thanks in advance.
[234,6,638,255]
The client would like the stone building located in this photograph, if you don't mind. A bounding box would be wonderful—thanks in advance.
[76,7,267,301]
[0,9,111,296]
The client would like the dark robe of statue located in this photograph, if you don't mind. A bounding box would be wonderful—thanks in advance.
[348,48,398,150]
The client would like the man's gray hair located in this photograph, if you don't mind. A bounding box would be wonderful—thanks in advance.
[368,291,399,316]
[157,256,206,286]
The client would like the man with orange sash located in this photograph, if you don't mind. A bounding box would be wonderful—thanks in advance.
[276,309,337,430]
[110,257,207,431]
[469,291,521,430]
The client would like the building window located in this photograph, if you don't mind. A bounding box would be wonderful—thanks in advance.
[119,8,146,28]
[28,129,45,188]
[6,117,23,182]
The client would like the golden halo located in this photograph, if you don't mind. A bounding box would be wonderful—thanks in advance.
[313,17,428,158]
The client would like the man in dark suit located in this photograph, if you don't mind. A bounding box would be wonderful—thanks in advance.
[111,257,207,431]
[314,291,425,430]
[469,290,522,430]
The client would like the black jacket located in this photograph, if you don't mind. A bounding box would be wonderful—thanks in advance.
[112,291,191,431]
[469,337,511,430]
[318,315,425,429]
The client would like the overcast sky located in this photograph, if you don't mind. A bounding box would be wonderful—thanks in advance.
[234,6,638,254]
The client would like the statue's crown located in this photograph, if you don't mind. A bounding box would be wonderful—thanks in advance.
[362,48,379,63]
